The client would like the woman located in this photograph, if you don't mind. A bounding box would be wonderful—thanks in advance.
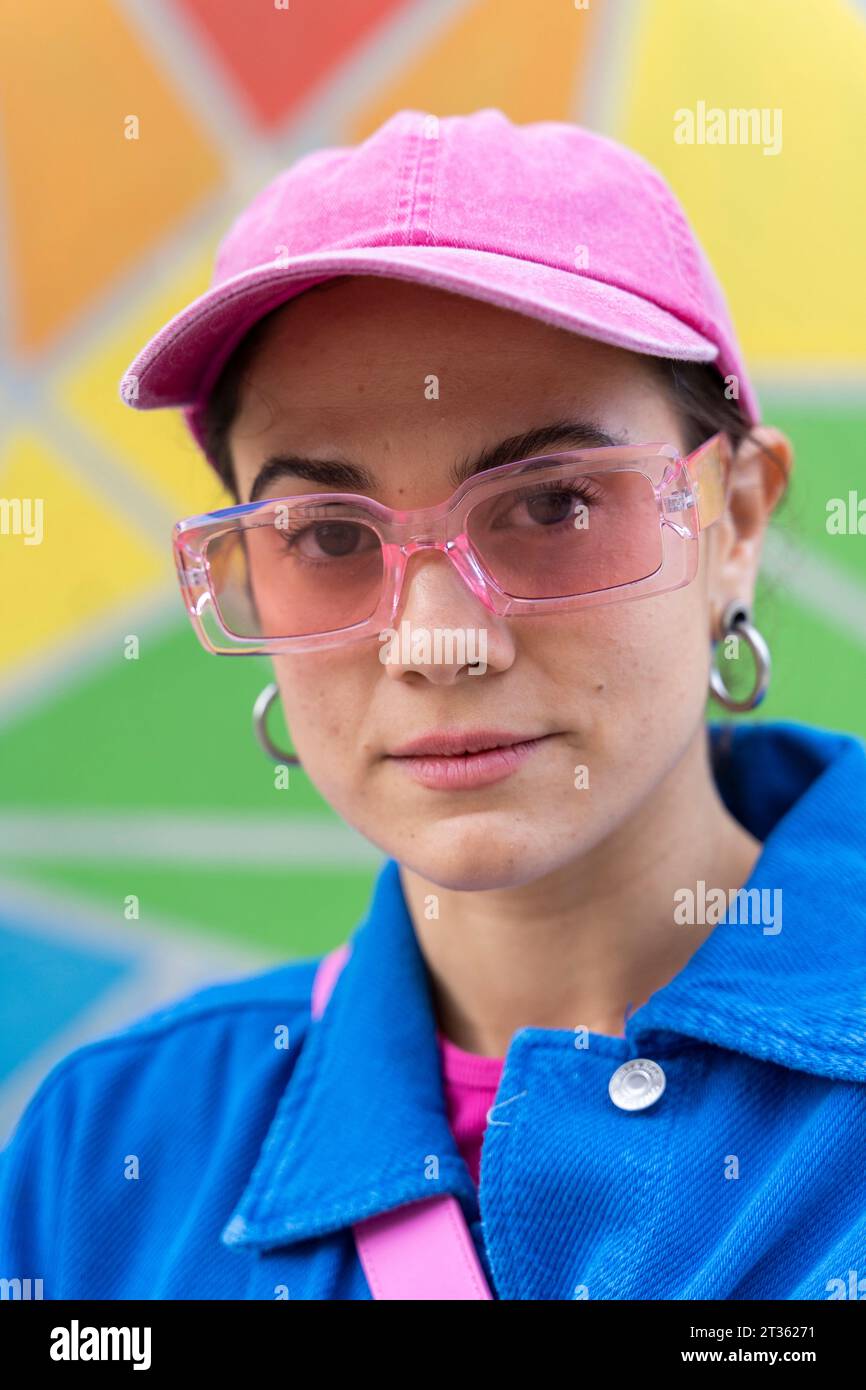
[2,109,865,1302]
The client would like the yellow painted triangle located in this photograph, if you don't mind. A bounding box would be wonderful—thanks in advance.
[0,432,167,674]
[617,0,866,367]
[58,245,235,523]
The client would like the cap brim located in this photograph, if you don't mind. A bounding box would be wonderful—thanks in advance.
[119,244,742,433]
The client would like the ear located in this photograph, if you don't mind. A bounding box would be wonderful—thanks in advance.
[706,426,793,637]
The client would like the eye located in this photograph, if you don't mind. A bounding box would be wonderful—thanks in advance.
[495,478,603,529]
[280,519,379,561]
[521,488,581,526]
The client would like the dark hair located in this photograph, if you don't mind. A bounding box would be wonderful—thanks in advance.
[200,301,786,505]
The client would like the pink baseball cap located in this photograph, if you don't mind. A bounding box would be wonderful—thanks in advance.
[119,107,759,465]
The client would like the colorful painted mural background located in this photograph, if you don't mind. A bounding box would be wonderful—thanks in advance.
[1,0,865,1140]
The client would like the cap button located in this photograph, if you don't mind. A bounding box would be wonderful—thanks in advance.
[608,1058,666,1111]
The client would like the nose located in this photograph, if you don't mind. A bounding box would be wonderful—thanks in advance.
[380,547,512,682]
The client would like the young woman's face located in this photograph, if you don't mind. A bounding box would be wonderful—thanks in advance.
[228,276,776,889]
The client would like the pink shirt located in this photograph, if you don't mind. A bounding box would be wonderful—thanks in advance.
[436,1029,505,1187]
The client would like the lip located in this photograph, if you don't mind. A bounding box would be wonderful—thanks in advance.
[387,730,556,791]
[389,728,548,758]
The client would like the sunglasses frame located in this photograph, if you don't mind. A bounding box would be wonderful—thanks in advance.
[173,432,732,655]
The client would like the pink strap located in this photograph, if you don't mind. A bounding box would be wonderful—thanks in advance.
[310,940,352,1020]
[353,1195,493,1301]
[311,945,493,1300]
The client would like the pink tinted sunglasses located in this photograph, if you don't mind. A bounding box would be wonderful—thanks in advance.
[173,432,732,655]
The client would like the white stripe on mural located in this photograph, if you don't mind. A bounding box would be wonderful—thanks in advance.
[0,812,382,864]
[761,526,866,646]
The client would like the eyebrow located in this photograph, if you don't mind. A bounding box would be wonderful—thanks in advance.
[247,419,630,503]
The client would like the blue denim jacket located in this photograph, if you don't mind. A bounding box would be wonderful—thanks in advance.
[2,719,865,1300]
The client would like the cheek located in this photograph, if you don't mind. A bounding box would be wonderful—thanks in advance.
[543,589,711,742]
[614,591,712,729]
[270,653,373,772]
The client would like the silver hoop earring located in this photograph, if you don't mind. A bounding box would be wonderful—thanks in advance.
[709,599,771,712]
[252,681,301,765]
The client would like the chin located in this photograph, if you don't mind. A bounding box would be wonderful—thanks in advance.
[391,815,568,892]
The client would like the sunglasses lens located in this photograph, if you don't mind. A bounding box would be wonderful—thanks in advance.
[199,467,664,643]
[466,468,662,599]
[205,511,384,639]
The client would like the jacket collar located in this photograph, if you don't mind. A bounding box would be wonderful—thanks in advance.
[638,719,866,1082]
[222,719,866,1251]
[221,840,479,1252]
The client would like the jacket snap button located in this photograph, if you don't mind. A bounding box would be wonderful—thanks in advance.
[608,1058,666,1111]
